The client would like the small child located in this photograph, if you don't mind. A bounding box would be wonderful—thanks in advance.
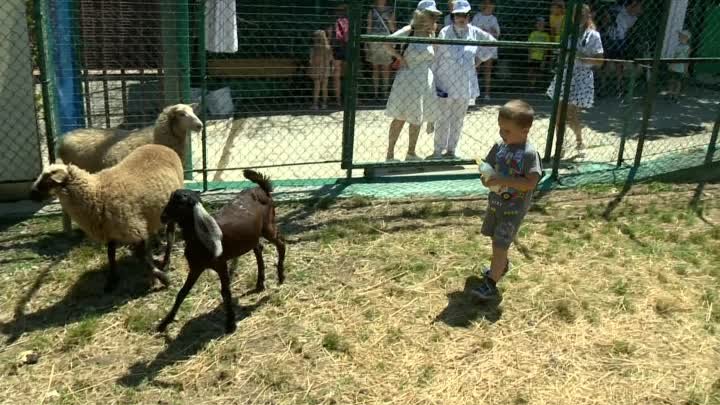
[308,29,332,110]
[668,29,691,103]
[528,17,551,88]
[472,0,500,100]
[471,99,543,301]
[549,0,565,43]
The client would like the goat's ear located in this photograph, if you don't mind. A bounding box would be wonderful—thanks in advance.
[192,203,223,258]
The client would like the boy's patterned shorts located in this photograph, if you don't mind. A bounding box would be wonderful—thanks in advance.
[481,196,528,250]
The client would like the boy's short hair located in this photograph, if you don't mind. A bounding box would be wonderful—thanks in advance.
[499,99,535,129]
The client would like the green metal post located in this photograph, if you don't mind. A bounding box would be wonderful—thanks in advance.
[198,0,208,191]
[543,0,575,162]
[551,0,582,178]
[34,0,58,163]
[341,0,362,174]
[633,0,673,168]
[706,107,720,165]
[177,0,193,180]
[616,63,637,167]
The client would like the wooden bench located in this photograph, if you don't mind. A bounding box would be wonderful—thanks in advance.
[207,58,303,79]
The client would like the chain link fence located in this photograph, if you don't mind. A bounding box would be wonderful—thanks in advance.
[1,0,718,200]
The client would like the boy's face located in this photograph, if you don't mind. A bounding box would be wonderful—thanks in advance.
[498,116,530,145]
[536,20,546,30]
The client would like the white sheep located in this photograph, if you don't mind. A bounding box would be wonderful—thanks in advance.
[57,103,202,173]
[30,144,185,292]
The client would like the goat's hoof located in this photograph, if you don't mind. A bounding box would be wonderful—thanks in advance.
[255,284,265,292]
[156,322,169,333]
[225,323,237,334]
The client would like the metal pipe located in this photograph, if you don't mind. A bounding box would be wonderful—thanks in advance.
[551,0,583,178]
[633,0,673,168]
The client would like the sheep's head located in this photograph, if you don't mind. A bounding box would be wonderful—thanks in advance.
[30,164,70,201]
[165,104,203,137]
[162,189,223,258]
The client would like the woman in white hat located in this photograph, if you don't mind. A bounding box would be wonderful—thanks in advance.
[428,0,497,160]
[382,0,442,162]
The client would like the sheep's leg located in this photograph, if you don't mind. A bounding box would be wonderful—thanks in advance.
[159,222,176,272]
[215,262,237,334]
[253,243,266,291]
[157,267,203,333]
[62,212,72,235]
[137,240,170,287]
[104,241,119,293]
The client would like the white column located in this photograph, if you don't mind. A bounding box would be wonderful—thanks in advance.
[0,0,43,200]
[662,0,689,58]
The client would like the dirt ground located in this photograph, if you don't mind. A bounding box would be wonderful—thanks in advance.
[0,182,718,405]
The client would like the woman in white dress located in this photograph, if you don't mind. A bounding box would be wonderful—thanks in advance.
[430,0,496,160]
[383,3,442,162]
[546,4,603,159]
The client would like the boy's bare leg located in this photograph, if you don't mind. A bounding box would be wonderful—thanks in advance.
[488,243,508,282]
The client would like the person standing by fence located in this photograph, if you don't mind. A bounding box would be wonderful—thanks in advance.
[331,4,350,108]
[472,0,500,101]
[366,0,397,100]
[546,3,604,160]
[309,30,333,110]
[383,1,442,162]
[428,0,497,160]
[600,0,643,99]
[528,17,551,89]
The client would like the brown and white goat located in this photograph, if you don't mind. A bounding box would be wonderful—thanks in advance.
[157,170,285,333]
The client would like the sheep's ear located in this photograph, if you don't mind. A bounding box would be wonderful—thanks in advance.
[192,203,223,258]
[189,102,200,112]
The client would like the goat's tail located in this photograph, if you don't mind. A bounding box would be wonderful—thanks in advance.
[243,169,273,195]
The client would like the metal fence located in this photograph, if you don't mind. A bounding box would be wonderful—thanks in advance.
[1,0,718,199]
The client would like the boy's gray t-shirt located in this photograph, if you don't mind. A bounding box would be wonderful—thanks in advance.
[483,140,543,209]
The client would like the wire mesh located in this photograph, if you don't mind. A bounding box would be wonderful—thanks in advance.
[2,0,719,199]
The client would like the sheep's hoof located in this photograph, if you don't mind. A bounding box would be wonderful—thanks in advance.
[255,283,265,292]
[156,321,169,333]
[153,270,171,288]
[225,322,237,334]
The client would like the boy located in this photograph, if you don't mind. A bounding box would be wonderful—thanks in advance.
[668,29,691,103]
[471,99,543,301]
[528,17,551,88]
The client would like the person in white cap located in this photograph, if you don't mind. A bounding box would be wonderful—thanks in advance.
[427,0,497,160]
[382,1,442,162]
[667,29,691,103]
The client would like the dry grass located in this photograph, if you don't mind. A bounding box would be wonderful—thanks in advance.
[0,183,719,405]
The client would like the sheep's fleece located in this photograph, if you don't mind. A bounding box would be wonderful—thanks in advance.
[33,144,184,244]
[57,103,202,173]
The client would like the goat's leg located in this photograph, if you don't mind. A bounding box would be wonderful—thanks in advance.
[265,232,286,285]
[159,222,176,272]
[215,262,237,334]
[157,267,203,332]
[253,243,266,291]
[105,241,119,292]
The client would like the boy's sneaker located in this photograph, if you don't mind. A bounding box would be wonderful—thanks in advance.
[470,277,500,301]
